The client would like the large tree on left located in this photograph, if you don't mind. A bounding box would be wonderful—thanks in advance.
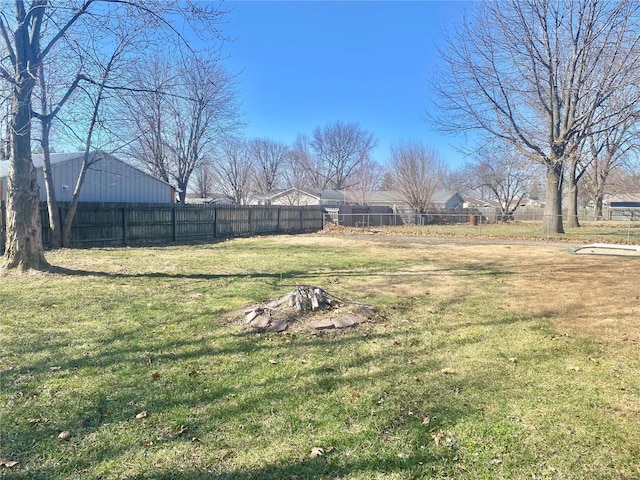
[0,1,227,271]
[0,0,77,270]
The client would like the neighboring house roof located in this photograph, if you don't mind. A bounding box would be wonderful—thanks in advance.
[255,188,466,208]
[1,151,175,204]
[605,193,640,207]
[257,188,318,201]
[0,151,171,187]
[256,188,345,204]
[185,193,234,205]
[365,190,405,204]
[431,190,463,204]
[464,196,501,208]
[305,189,345,202]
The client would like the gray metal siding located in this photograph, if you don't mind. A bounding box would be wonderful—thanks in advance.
[16,154,173,203]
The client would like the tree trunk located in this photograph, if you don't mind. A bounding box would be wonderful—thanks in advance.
[2,8,49,271]
[39,66,62,248]
[566,160,580,228]
[62,159,91,247]
[541,163,564,235]
[41,124,63,248]
[2,88,49,271]
[594,196,604,220]
[566,180,580,228]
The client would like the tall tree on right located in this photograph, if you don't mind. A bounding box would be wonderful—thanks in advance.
[433,0,640,234]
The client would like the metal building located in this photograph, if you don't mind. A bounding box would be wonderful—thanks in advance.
[0,151,175,203]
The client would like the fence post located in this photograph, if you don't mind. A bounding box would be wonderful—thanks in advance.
[122,206,128,246]
[277,207,281,232]
[172,205,178,242]
[300,208,304,232]
[212,206,217,238]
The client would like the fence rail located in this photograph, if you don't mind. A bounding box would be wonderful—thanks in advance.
[330,207,640,228]
[1,202,324,252]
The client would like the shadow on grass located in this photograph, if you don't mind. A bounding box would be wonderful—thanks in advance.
[48,264,512,282]
[2,259,538,480]
[2,306,565,480]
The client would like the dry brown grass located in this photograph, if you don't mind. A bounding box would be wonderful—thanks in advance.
[280,233,640,344]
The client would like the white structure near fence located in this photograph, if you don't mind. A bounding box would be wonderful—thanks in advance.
[0,151,175,204]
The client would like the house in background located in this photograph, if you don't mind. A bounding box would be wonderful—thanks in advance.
[255,188,346,206]
[255,188,465,210]
[0,151,175,203]
[604,193,640,209]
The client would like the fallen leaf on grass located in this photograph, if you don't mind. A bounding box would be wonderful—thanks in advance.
[0,459,19,468]
[135,411,148,420]
[441,368,458,375]
[422,416,431,425]
[431,432,444,447]
[142,438,154,447]
[27,417,49,425]
[310,447,324,459]
[58,431,71,440]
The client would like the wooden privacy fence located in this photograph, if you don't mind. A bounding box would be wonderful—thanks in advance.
[0,202,324,251]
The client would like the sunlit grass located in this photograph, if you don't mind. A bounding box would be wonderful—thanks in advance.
[1,235,639,479]
[357,221,640,244]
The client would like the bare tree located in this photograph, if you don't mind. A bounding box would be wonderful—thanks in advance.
[127,55,239,204]
[390,141,446,213]
[0,0,228,271]
[433,0,640,234]
[581,119,638,219]
[213,139,254,205]
[378,170,396,191]
[464,142,537,221]
[0,82,9,160]
[292,121,377,190]
[345,154,382,205]
[249,138,288,195]
[192,160,217,199]
[34,20,139,247]
[285,134,317,190]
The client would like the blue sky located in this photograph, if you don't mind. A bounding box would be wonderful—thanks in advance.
[223,1,471,168]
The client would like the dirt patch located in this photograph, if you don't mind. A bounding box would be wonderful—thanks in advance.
[276,233,640,345]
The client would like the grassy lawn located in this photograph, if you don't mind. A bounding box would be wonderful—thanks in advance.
[345,221,640,244]
[1,234,639,479]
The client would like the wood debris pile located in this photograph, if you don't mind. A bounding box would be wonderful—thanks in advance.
[243,285,374,332]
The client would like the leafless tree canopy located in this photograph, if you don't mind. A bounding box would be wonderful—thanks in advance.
[125,55,240,204]
[390,141,446,213]
[465,142,537,220]
[345,155,382,205]
[433,0,640,234]
[249,138,289,195]
[212,138,255,205]
[0,0,230,271]
[292,121,377,190]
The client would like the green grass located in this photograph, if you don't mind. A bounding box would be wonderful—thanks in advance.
[376,221,640,244]
[1,236,639,479]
